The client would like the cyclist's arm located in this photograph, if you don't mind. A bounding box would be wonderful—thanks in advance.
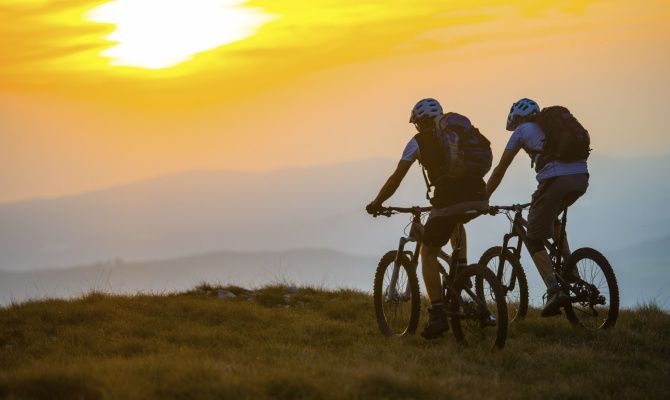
[486,149,518,198]
[369,160,413,207]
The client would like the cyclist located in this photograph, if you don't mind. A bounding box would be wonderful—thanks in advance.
[486,98,589,317]
[366,98,490,339]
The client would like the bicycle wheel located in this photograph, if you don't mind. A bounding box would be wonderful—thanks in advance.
[373,251,421,337]
[448,265,508,350]
[563,248,619,330]
[478,246,529,322]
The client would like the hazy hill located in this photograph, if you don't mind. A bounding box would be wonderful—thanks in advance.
[1,242,666,309]
[1,154,668,272]
[0,249,376,306]
[0,159,405,271]
[1,154,669,308]
[1,286,668,399]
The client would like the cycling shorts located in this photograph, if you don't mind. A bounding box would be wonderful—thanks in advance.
[422,214,475,248]
[527,173,589,240]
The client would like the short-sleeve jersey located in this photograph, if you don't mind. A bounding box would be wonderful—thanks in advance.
[400,137,420,163]
[505,122,588,182]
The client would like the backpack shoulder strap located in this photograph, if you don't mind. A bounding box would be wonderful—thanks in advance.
[414,131,444,170]
[414,132,438,201]
[420,163,432,201]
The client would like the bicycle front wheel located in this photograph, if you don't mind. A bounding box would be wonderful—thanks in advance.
[373,251,421,337]
[563,248,619,330]
[478,246,529,322]
[448,265,508,350]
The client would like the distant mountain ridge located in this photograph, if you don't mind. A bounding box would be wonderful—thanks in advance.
[0,154,668,273]
[0,248,377,306]
[0,158,403,271]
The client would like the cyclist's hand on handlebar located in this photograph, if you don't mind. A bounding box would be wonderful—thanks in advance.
[365,201,383,215]
[485,206,499,215]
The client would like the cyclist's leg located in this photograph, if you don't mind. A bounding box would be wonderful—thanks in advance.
[420,215,462,338]
[528,174,589,316]
[554,176,590,279]
[527,178,561,286]
[421,216,459,302]
[419,244,444,303]
[528,244,567,317]
[528,174,589,275]
[528,178,569,316]
[529,244,554,282]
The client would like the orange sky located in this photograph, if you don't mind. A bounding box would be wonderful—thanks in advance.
[1,0,669,202]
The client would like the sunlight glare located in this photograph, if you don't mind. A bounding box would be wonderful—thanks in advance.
[87,0,274,69]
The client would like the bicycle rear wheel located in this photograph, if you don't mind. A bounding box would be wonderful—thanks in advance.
[563,247,619,330]
[478,246,529,322]
[448,265,508,350]
[373,251,421,337]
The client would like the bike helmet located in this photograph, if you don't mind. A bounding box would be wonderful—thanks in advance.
[409,98,443,124]
[506,98,540,131]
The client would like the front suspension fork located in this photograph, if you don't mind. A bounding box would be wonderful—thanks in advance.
[496,233,520,291]
[387,237,413,300]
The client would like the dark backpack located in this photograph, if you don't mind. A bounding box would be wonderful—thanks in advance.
[414,112,492,200]
[533,106,591,171]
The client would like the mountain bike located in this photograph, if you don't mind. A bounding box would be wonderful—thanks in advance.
[481,203,619,329]
[371,206,508,350]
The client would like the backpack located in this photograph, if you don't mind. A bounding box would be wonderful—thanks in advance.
[533,106,591,171]
[414,112,492,200]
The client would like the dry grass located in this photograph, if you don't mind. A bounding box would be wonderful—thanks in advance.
[1,284,669,399]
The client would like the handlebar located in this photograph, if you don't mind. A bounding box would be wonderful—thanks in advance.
[371,206,431,217]
[370,203,531,218]
[488,203,531,213]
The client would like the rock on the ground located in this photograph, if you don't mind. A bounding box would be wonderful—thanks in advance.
[217,290,237,299]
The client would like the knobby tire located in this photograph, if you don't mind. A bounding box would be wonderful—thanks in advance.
[373,251,421,337]
[478,246,529,322]
[562,247,619,330]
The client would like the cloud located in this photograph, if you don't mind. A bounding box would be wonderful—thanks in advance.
[0,0,664,106]
[0,1,598,70]
[0,1,109,74]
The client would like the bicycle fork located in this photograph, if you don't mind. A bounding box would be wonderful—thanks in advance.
[386,237,414,302]
[497,233,521,292]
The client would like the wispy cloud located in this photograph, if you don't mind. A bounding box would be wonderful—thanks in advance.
[1,0,665,104]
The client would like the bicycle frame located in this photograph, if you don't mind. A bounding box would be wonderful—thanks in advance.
[498,206,568,275]
[491,203,615,316]
[385,210,486,317]
[386,211,452,300]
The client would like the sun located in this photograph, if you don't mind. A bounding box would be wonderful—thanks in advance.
[87,0,274,69]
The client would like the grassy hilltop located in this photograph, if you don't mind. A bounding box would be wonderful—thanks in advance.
[1,285,669,400]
